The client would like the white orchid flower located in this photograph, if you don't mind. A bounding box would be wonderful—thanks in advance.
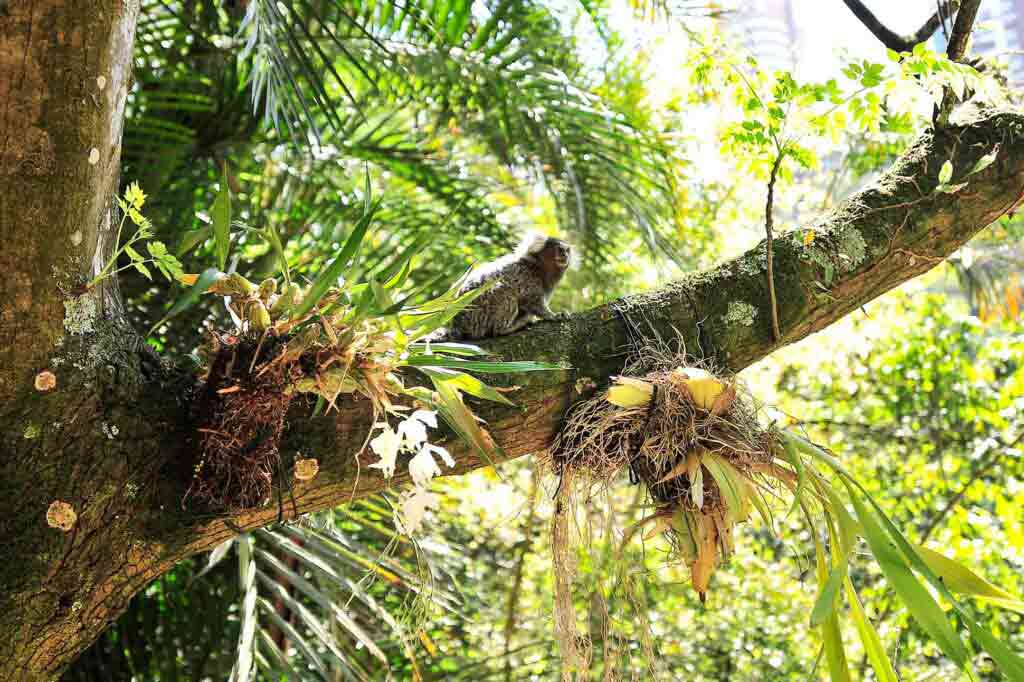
[368,424,402,479]
[423,442,454,468]
[410,409,438,428]
[408,447,442,487]
[397,409,439,447]
[395,487,439,535]
[395,409,436,446]
[398,416,428,447]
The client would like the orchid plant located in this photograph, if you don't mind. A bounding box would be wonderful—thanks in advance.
[370,409,455,535]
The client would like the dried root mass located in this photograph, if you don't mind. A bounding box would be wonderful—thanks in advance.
[184,280,404,513]
[549,355,785,601]
[186,333,301,512]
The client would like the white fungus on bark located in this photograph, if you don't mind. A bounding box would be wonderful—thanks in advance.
[35,371,57,392]
[294,458,320,481]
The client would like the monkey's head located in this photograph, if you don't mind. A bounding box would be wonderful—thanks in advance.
[519,233,572,289]
[520,233,572,269]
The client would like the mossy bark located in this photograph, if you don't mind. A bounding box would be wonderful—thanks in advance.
[2,2,1024,676]
[0,323,191,680]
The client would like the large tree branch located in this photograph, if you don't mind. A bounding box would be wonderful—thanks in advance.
[842,0,959,52]
[180,109,1024,550]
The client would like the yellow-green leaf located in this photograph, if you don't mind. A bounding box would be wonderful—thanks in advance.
[845,579,898,682]
[212,163,232,271]
[420,368,514,406]
[968,146,999,176]
[938,159,953,184]
[845,482,970,669]
[810,564,847,627]
[814,531,851,682]
[916,545,1024,614]
[703,451,747,517]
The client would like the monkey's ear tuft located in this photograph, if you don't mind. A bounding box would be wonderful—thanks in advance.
[517,231,549,256]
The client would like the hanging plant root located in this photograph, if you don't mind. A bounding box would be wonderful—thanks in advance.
[185,331,303,513]
[551,364,772,511]
[184,313,404,513]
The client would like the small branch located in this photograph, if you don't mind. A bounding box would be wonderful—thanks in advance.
[920,430,1023,539]
[765,152,784,342]
[935,0,982,126]
[841,0,960,52]
[937,0,951,41]
[946,0,982,61]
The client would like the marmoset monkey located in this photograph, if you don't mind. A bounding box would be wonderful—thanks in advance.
[447,234,572,340]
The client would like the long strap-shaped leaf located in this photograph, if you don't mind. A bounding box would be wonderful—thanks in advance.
[785,431,1024,679]
[845,578,899,682]
[293,199,380,319]
[229,534,258,682]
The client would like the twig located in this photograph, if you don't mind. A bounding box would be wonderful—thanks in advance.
[841,0,960,52]
[937,0,950,40]
[502,469,540,682]
[765,152,784,342]
[861,196,931,214]
[896,248,945,265]
[936,0,983,126]
[921,430,1023,539]
[946,0,982,62]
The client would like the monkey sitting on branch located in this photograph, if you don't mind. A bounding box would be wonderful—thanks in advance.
[446,233,572,340]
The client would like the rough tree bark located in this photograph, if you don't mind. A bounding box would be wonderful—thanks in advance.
[3,5,1024,682]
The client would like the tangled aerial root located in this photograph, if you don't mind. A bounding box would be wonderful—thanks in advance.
[185,332,302,513]
[184,313,403,513]
[178,272,412,513]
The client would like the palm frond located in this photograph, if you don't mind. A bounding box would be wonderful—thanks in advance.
[369,28,684,262]
[208,504,461,680]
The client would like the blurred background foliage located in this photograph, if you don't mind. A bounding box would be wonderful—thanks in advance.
[66,0,1023,679]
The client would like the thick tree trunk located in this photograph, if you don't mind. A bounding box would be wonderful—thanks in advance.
[1,0,136,401]
[1,1,147,678]
[2,3,1024,678]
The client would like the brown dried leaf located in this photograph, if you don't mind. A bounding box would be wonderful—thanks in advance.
[642,513,675,541]
[685,449,703,478]
[691,514,719,602]
[655,458,690,485]
[690,467,705,509]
